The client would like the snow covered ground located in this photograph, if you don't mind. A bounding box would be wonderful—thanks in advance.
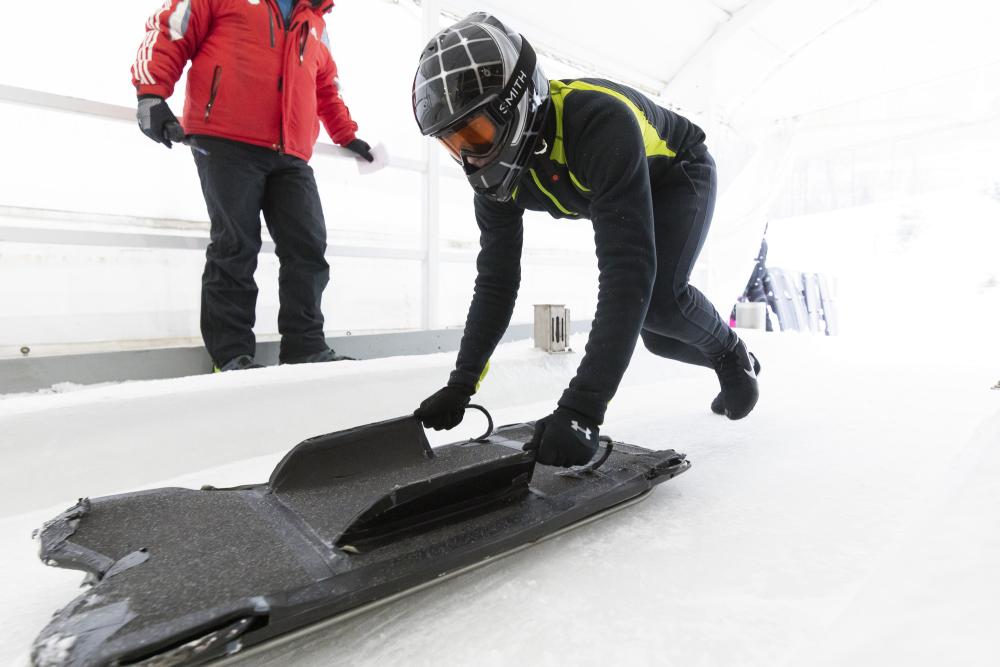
[1,332,997,666]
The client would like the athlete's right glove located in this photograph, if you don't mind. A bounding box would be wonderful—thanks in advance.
[414,385,473,430]
[524,408,600,467]
[137,96,185,148]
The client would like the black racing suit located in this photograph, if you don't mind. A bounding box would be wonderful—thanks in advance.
[449,78,737,423]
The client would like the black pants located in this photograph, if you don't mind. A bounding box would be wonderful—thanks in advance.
[192,137,330,366]
[640,145,737,368]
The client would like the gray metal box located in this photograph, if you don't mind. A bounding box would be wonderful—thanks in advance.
[534,304,571,353]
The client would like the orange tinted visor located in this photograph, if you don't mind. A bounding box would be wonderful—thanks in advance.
[437,113,499,162]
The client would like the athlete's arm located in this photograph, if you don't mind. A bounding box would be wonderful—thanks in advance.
[558,99,657,423]
[448,195,526,392]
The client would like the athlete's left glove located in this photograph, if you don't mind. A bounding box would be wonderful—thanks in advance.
[344,138,375,162]
[524,408,600,467]
[414,385,473,430]
[137,96,185,148]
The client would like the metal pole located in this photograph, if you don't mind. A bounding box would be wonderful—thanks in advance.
[421,0,441,330]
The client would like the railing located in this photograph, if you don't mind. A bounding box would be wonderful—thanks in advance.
[0,80,595,351]
[0,82,447,320]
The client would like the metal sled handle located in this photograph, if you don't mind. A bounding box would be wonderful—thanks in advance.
[461,406,611,472]
[588,436,615,472]
[466,404,495,442]
[554,435,615,478]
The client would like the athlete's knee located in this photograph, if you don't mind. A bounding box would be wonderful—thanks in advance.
[645,292,696,335]
[639,328,659,353]
[641,328,679,358]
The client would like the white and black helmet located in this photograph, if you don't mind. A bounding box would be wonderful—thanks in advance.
[412,13,549,201]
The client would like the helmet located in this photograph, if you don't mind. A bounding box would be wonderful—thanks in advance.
[412,13,549,202]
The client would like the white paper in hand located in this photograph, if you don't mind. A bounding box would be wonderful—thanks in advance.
[356,142,388,175]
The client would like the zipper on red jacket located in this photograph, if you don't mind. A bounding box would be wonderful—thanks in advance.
[204,65,222,121]
[272,3,311,153]
[267,6,275,47]
[274,72,284,153]
[298,23,309,64]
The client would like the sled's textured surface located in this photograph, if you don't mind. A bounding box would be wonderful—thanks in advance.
[32,417,689,667]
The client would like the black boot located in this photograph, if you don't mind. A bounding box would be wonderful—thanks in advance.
[710,340,760,419]
[214,354,265,373]
[281,348,355,364]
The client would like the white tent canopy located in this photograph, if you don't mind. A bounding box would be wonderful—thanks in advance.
[0,0,997,352]
[438,0,999,135]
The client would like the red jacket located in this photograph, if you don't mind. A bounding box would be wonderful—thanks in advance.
[132,0,358,161]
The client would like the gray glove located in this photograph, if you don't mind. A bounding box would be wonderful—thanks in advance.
[137,96,185,148]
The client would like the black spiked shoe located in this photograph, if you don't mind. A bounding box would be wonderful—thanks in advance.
[710,340,760,419]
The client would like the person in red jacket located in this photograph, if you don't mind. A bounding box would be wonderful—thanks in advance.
[132,0,374,371]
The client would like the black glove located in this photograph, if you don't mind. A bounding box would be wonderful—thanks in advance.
[137,95,185,148]
[345,138,374,162]
[414,385,473,430]
[524,408,600,467]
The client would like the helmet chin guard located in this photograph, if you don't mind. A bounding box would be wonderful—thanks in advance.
[412,13,549,201]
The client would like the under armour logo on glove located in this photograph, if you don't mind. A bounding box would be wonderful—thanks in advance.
[524,409,599,467]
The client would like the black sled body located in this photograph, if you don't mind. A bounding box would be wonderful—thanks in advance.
[32,416,689,666]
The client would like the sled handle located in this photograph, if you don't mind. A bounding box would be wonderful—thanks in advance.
[588,436,615,472]
[466,404,495,442]
[554,435,615,478]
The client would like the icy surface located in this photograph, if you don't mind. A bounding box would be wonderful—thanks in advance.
[1,333,997,666]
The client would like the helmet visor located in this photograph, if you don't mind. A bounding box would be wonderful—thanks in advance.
[436,112,499,163]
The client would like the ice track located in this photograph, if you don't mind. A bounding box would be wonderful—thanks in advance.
[1,332,997,666]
